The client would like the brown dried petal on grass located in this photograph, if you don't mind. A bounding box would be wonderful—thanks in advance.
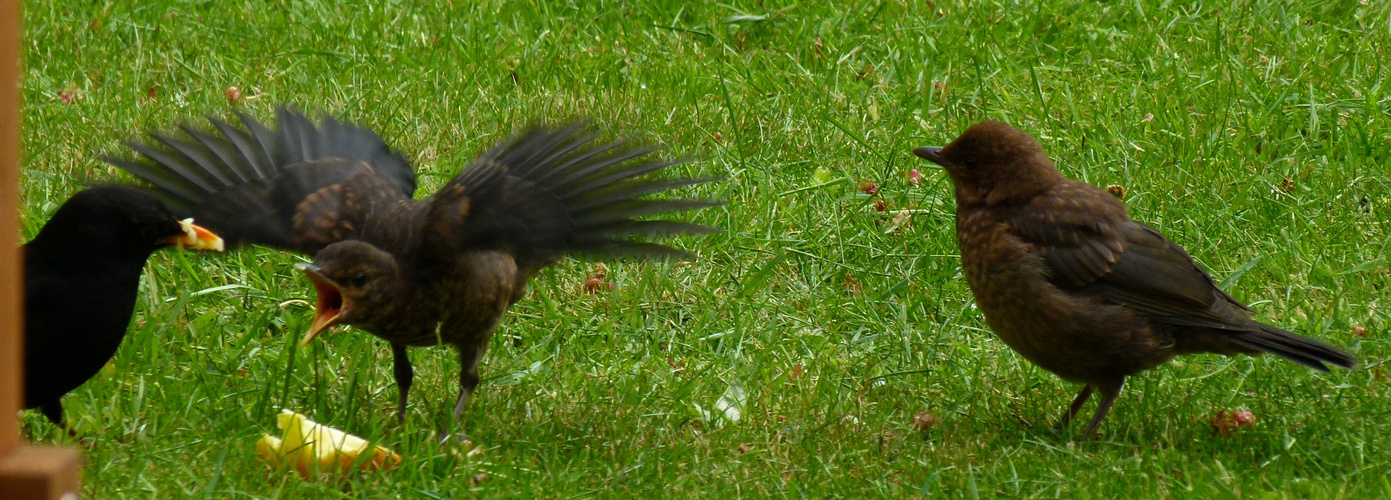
[890,209,912,232]
[584,263,613,294]
[225,86,243,105]
[912,412,938,432]
[472,473,488,485]
[788,363,804,380]
[737,443,751,454]
[1106,184,1126,200]
[1353,325,1367,337]
[873,199,888,212]
[1210,409,1256,437]
[857,179,879,195]
[842,273,862,292]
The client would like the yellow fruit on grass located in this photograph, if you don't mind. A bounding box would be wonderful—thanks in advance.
[256,410,401,477]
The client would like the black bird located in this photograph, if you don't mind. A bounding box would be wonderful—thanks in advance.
[111,107,721,439]
[913,121,1355,439]
[23,185,224,431]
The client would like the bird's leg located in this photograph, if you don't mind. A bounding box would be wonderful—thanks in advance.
[390,343,414,424]
[439,342,486,445]
[1081,379,1125,440]
[1057,385,1094,430]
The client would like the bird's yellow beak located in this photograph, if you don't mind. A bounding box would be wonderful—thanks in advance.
[296,263,348,347]
[162,218,225,251]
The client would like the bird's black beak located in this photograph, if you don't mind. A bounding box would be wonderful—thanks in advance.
[295,263,348,347]
[912,146,949,168]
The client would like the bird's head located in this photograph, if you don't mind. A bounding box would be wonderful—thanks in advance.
[913,121,1064,206]
[295,240,403,346]
[36,186,224,257]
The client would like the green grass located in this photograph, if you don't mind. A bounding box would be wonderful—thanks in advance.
[17,0,1391,497]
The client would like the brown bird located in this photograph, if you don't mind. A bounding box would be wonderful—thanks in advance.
[913,121,1354,439]
[110,107,721,440]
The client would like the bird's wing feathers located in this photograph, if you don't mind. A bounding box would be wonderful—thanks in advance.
[425,123,722,271]
[1009,186,1250,331]
[109,106,416,251]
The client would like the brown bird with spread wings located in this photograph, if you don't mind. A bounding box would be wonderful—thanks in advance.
[914,121,1353,439]
[111,107,721,439]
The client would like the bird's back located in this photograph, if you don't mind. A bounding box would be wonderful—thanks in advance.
[953,188,1172,382]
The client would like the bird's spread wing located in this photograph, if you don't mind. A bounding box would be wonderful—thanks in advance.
[109,107,416,252]
[425,122,723,270]
[1008,184,1251,331]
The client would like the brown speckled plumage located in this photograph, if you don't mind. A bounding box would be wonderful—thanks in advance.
[914,121,1353,439]
[112,107,722,439]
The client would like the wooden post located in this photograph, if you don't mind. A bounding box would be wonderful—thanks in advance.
[0,0,85,498]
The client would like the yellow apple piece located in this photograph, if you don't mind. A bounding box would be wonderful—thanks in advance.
[256,409,401,478]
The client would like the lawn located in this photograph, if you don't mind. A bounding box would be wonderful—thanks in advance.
[17,0,1391,497]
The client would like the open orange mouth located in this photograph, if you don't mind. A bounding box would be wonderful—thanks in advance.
[295,263,349,346]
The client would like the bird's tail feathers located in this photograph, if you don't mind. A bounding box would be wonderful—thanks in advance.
[1229,323,1356,372]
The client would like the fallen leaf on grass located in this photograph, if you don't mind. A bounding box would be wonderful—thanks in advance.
[857,179,879,195]
[225,86,243,105]
[1210,409,1256,437]
[911,412,938,432]
[584,262,614,294]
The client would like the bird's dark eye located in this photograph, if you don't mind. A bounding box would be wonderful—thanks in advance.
[964,156,979,168]
[349,273,368,287]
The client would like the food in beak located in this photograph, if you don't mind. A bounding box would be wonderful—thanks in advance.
[296,263,347,346]
[163,218,225,251]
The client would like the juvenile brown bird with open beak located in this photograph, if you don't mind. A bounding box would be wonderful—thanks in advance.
[111,107,721,441]
[913,121,1354,439]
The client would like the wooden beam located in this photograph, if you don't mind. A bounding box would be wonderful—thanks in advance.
[0,449,82,500]
[0,0,23,457]
[0,0,85,497]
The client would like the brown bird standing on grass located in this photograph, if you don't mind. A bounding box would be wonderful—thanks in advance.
[913,121,1354,439]
[111,107,721,440]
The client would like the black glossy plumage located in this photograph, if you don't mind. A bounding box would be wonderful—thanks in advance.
[23,186,221,430]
